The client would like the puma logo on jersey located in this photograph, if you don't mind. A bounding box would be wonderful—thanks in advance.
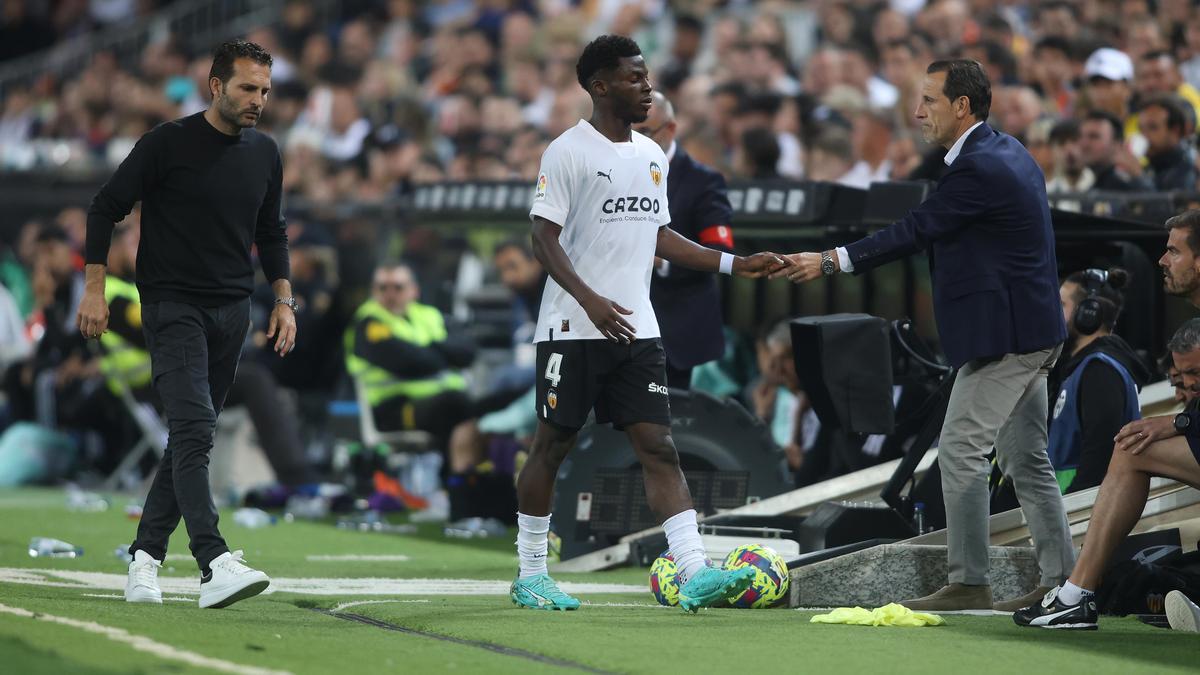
[648,382,669,395]
[597,169,612,183]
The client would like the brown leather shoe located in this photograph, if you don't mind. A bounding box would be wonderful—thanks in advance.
[993,586,1053,613]
[899,583,993,611]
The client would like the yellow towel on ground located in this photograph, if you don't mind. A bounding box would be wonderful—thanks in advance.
[809,603,945,627]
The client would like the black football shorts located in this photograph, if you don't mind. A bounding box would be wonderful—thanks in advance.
[535,337,671,431]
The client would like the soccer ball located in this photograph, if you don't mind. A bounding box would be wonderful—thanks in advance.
[648,551,681,606]
[723,543,790,608]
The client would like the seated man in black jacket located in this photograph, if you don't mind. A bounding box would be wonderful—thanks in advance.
[1079,110,1153,192]
[345,262,476,446]
[1047,268,1149,494]
[1140,94,1199,192]
[1017,211,1200,629]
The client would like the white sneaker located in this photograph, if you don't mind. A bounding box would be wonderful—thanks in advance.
[125,550,163,604]
[198,550,270,609]
[1166,590,1200,632]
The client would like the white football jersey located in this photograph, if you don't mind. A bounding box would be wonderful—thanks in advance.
[529,120,671,343]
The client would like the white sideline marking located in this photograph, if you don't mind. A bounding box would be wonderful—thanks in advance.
[0,568,643,596]
[305,555,411,562]
[329,599,431,612]
[0,602,292,675]
[81,593,192,603]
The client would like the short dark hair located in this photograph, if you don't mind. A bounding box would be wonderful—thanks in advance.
[927,59,991,121]
[1139,94,1188,134]
[209,40,273,86]
[1166,209,1200,256]
[576,35,642,92]
[35,224,70,245]
[1049,119,1080,144]
[1034,36,1072,58]
[494,238,533,259]
[741,127,781,175]
[1065,267,1129,331]
[1083,109,1124,141]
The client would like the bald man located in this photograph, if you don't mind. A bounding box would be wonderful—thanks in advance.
[634,92,736,389]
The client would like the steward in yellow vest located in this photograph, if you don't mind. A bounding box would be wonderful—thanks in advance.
[344,264,476,442]
[100,275,152,396]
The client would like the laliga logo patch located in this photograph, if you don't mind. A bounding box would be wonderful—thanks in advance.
[649,162,662,187]
[547,389,558,410]
[535,173,548,200]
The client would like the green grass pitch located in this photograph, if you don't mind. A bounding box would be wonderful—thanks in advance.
[0,488,1194,674]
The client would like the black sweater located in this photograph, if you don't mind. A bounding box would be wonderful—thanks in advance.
[86,112,289,306]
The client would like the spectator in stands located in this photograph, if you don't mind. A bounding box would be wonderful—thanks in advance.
[841,108,894,189]
[1048,268,1148,495]
[736,127,782,180]
[1016,211,1200,630]
[344,262,476,448]
[749,320,807,473]
[1045,120,1094,194]
[1079,111,1152,192]
[993,85,1044,145]
[1136,51,1200,132]
[1031,37,1076,117]
[1138,95,1199,192]
[1083,48,1136,129]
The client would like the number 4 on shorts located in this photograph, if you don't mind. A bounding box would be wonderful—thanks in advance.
[544,352,563,387]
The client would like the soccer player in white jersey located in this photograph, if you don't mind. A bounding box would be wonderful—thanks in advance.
[511,35,787,613]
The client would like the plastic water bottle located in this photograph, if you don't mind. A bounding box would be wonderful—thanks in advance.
[284,495,329,521]
[403,452,443,499]
[29,537,83,558]
[913,502,927,535]
[113,546,133,563]
[66,488,109,512]
[232,507,276,529]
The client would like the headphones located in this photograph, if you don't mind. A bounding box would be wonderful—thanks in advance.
[1073,268,1109,336]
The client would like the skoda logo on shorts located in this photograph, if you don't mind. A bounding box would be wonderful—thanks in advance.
[547,389,558,409]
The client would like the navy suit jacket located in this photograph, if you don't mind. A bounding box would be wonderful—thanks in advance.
[845,123,1067,368]
[650,148,734,369]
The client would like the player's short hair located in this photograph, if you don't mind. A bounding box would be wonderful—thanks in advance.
[209,39,273,86]
[576,35,642,92]
[1168,317,1200,355]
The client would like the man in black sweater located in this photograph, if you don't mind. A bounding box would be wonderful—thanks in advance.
[77,40,294,610]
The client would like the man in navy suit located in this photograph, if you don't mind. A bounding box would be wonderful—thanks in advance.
[634,92,735,389]
[779,60,1074,612]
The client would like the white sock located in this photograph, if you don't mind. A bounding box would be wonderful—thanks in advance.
[1058,581,1092,605]
[663,509,707,583]
[516,512,551,579]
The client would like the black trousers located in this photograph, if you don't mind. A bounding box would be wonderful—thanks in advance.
[130,299,249,572]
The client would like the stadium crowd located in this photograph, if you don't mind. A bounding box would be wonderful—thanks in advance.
[4,0,1200,195]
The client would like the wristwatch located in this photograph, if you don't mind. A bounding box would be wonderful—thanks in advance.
[1175,412,1192,433]
[275,297,299,311]
[820,251,836,276]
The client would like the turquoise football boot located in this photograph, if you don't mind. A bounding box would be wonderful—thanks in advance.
[510,574,581,611]
[678,565,755,613]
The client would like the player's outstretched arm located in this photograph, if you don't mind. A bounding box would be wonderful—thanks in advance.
[654,226,786,278]
[531,216,636,343]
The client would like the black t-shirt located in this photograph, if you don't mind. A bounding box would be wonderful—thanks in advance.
[85,112,289,306]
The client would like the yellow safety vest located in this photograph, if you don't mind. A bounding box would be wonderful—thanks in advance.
[343,300,466,407]
[100,277,152,394]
